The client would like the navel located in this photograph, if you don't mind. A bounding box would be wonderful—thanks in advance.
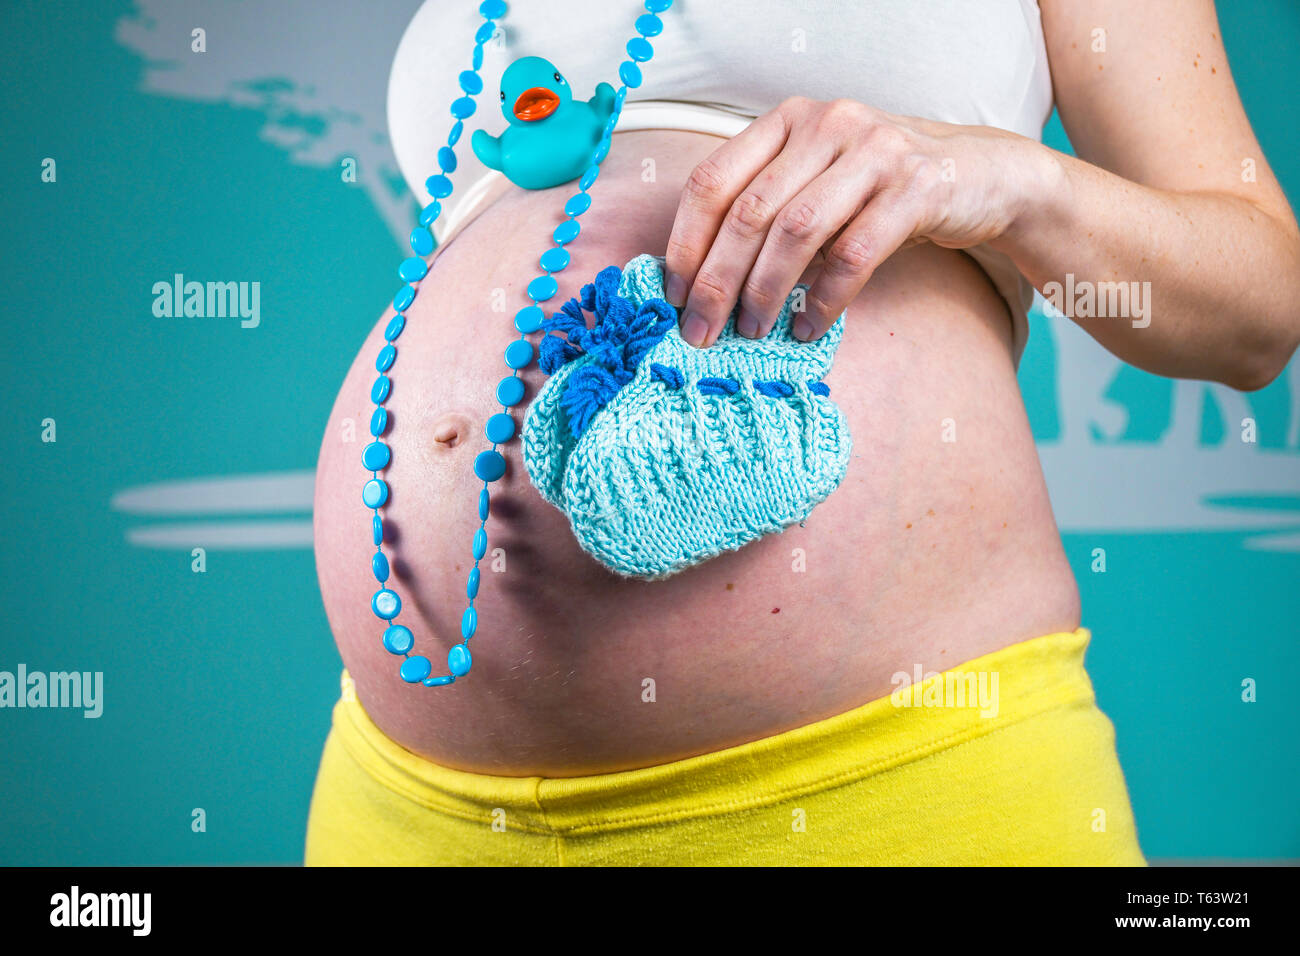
[430,412,473,449]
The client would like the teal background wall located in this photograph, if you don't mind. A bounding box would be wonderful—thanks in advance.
[0,0,1296,864]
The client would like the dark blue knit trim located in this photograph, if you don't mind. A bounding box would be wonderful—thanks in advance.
[650,367,831,398]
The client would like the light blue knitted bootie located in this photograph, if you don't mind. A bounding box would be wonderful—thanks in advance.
[522,254,852,578]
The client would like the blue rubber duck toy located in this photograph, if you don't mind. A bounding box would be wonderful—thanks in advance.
[472,56,616,190]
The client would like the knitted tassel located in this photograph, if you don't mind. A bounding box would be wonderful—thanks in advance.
[537,264,678,438]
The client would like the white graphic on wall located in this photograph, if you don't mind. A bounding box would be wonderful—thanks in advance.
[1039,298,1300,552]
[111,472,315,549]
[110,0,1300,552]
[115,0,424,248]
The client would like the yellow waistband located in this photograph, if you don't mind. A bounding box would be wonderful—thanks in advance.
[331,628,1097,836]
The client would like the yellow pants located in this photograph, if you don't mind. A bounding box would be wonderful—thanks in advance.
[305,628,1145,865]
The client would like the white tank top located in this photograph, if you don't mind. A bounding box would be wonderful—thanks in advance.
[389,0,1054,365]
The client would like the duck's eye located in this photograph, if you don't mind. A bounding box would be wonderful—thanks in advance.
[553,71,564,84]
[500,90,506,102]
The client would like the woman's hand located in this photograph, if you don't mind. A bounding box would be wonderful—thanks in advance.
[663,96,1050,346]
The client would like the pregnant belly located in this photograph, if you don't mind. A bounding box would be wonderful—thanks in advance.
[313,130,1080,775]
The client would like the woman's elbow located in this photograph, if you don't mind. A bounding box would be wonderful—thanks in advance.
[1225,321,1299,392]
[1222,216,1300,391]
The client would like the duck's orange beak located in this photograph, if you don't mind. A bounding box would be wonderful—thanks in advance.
[513,87,560,121]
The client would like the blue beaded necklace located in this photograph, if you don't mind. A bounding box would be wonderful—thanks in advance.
[361,0,673,688]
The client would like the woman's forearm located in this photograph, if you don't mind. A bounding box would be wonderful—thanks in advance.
[660,96,1299,388]
[992,141,1300,390]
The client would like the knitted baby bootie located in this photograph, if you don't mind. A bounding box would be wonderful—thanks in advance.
[522,254,852,578]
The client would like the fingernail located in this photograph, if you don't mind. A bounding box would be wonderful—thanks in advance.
[666,273,686,308]
[736,310,759,338]
[681,311,709,347]
[793,318,814,341]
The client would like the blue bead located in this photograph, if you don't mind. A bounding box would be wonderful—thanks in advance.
[627,37,654,62]
[479,0,506,17]
[419,201,441,227]
[504,338,534,369]
[514,305,544,333]
[579,165,599,191]
[590,138,611,165]
[385,313,406,341]
[371,375,391,403]
[472,44,484,71]
[448,121,463,147]
[410,228,434,257]
[565,193,592,217]
[467,566,480,598]
[540,247,570,272]
[362,478,388,508]
[398,257,428,282]
[372,588,401,620]
[383,624,413,655]
[436,146,457,175]
[636,13,663,36]
[496,375,525,406]
[376,344,396,372]
[474,450,506,482]
[373,515,384,546]
[645,0,672,12]
[393,285,415,312]
[485,412,516,443]
[527,275,558,302]
[619,60,642,88]
[362,441,391,471]
[424,674,455,687]
[370,407,388,436]
[615,86,627,106]
[475,21,495,43]
[479,488,490,520]
[553,219,581,245]
[472,527,488,560]
[372,550,390,582]
[451,96,477,119]
[425,174,453,199]
[461,607,478,639]
[458,70,483,95]
[400,655,432,683]
[448,644,473,676]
